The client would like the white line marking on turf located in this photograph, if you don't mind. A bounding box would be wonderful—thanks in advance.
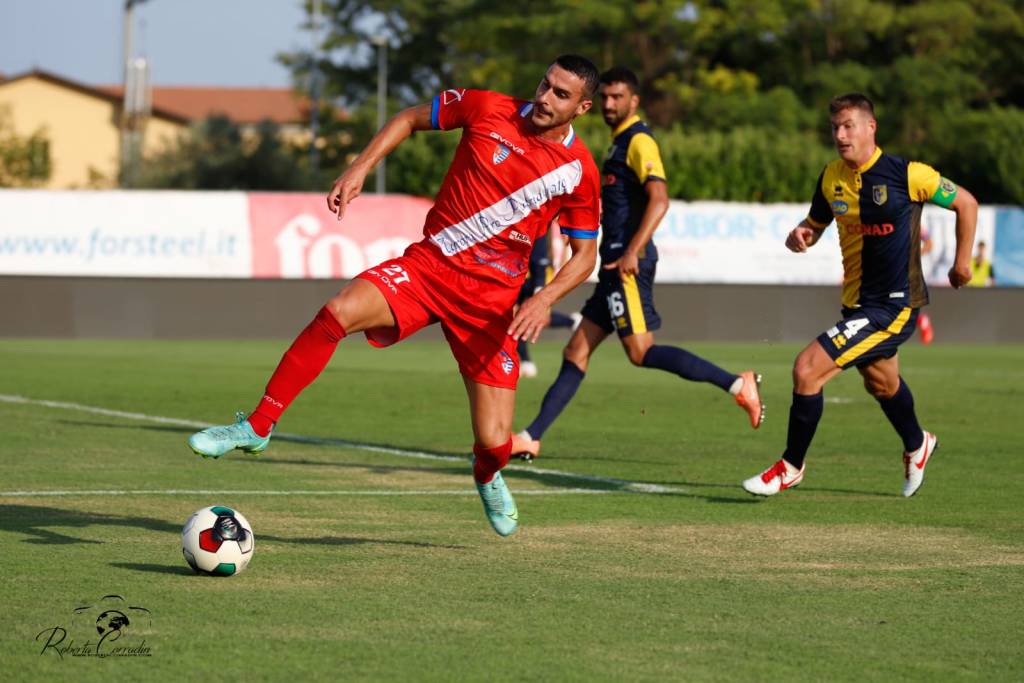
[0,394,685,495]
[0,488,619,497]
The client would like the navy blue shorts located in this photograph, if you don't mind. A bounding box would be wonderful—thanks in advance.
[580,259,662,338]
[817,305,920,369]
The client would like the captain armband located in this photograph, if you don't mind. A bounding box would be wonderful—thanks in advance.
[929,177,958,208]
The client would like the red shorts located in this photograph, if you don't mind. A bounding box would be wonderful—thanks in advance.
[356,243,521,389]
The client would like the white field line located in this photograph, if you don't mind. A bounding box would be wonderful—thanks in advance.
[0,488,617,497]
[0,394,684,495]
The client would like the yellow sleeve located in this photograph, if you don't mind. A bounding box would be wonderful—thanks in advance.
[907,161,941,202]
[626,133,666,184]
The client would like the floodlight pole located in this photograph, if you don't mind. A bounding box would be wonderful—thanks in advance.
[121,0,150,187]
[371,36,388,194]
[309,0,322,173]
[120,1,135,186]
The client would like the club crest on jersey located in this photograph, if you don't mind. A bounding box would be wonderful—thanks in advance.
[873,184,888,205]
[499,350,516,375]
[493,143,511,165]
[442,88,466,105]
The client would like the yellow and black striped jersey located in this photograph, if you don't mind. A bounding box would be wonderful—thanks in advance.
[807,147,958,308]
[600,115,667,263]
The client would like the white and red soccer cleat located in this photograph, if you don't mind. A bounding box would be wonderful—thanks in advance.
[511,429,541,462]
[903,430,938,497]
[742,458,804,496]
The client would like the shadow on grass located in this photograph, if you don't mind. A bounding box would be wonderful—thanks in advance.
[518,452,669,467]
[655,480,901,498]
[787,485,901,498]
[0,505,467,550]
[111,562,194,576]
[277,536,465,549]
[56,419,761,503]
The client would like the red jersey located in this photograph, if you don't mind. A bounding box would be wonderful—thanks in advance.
[413,88,601,286]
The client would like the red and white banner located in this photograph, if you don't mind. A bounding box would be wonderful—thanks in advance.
[248,193,431,279]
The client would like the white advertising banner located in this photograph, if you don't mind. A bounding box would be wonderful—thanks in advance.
[0,190,253,277]
[654,201,843,285]
[919,204,996,287]
[652,201,997,285]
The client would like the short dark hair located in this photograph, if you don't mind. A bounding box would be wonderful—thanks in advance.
[599,67,639,94]
[554,54,600,99]
[829,93,875,117]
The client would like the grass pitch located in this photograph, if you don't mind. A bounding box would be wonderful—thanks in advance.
[0,338,1021,681]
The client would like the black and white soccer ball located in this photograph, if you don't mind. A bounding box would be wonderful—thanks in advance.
[182,506,255,576]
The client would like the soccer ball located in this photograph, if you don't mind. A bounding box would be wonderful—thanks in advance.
[182,506,255,576]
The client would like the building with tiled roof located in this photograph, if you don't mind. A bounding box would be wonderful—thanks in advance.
[0,69,319,188]
[97,84,312,128]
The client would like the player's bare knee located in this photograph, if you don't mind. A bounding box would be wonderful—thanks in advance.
[792,351,825,393]
[326,280,385,331]
[324,294,353,329]
[477,425,512,449]
[791,354,814,387]
[625,344,647,367]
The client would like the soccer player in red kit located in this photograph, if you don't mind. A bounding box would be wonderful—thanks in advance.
[187,55,603,537]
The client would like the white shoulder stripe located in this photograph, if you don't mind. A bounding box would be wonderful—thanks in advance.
[430,160,584,256]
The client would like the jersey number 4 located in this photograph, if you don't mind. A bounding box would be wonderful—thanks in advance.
[829,318,869,349]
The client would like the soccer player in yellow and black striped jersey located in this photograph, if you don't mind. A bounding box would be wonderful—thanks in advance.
[742,93,978,498]
[511,67,765,462]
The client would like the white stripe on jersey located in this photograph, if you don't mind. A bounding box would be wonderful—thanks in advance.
[430,159,583,256]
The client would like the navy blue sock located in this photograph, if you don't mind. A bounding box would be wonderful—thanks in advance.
[782,392,824,469]
[525,358,585,439]
[517,338,531,363]
[640,345,738,392]
[877,377,924,452]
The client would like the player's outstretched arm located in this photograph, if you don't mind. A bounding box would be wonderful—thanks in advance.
[326,103,434,220]
[509,236,597,343]
[785,219,826,253]
[947,186,979,289]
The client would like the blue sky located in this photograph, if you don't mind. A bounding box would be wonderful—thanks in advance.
[1,0,311,87]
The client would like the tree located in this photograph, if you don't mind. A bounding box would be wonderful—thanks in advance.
[0,106,50,187]
[281,0,1024,202]
[134,117,315,190]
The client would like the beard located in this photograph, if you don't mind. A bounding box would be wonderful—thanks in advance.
[602,109,625,127]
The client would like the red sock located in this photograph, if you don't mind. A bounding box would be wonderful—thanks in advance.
[248,306,346,436]
[472,438,512,484]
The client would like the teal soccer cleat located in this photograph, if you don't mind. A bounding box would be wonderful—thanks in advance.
[188,412,272,459]
[475,469,519,537]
